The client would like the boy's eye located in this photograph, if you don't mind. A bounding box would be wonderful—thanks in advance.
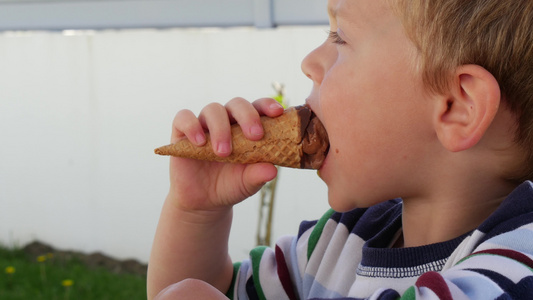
[328,30,347,45]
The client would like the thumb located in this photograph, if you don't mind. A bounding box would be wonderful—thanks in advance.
[241,163,278,197]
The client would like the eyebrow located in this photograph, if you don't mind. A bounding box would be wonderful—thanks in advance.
[328,2,349,21]
[328,5,338,19]
[328,2,360,29]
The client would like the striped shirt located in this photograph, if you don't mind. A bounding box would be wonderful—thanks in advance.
[227,181,533,299]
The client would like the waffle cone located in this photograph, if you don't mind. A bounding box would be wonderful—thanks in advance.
[154,106,306,168]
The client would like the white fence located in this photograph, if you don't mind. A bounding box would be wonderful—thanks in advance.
[0,26,330,263]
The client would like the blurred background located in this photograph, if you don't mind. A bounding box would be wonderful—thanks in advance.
[0,0,330,264]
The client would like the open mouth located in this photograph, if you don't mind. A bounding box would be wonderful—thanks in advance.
[299,105,330,169]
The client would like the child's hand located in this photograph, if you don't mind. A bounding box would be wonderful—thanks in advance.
[167,97,284,212]
[149,97,284,298]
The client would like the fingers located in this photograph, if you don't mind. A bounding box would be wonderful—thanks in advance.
[252,97,285,118]
[171,97,286,157]
[225,98,264,141]
[225,97,285,140]
[199,103,232,156]
[171,109,206,146]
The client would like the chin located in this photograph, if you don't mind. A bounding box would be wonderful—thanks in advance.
[327,187,386,212]
[327,191,359,213]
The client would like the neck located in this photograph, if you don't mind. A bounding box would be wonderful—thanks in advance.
[400,178,517,248]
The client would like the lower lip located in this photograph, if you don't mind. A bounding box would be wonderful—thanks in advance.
[317,153,329,178]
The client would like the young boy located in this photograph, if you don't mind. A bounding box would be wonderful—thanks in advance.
[148,0,533,298]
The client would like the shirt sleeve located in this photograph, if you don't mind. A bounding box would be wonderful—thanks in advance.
[226,209,340,300]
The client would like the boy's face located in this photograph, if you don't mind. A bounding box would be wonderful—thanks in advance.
[303,0,435,211]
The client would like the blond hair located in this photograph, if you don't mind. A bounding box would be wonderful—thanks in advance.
[393,0,533,180]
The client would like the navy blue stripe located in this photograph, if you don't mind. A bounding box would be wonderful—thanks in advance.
[465,268,515,294]
[361,230,467,269]
[504,276,533,300]
[478,181,533,242]
[297,220,318,239]
[376,289,401,300]
[350,199,402,242]
[245,277,260,300]
[309,298,357,300]
[469,269,533,299]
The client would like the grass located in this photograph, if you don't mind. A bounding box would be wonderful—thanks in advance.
[0,245,146,300]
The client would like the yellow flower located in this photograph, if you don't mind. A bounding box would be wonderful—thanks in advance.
[36,255,47,263]
[46,253,54,259]
[61,279,74,287]
[5,266,15,274]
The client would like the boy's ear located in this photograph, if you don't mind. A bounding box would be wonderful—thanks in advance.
[433,64,501,152]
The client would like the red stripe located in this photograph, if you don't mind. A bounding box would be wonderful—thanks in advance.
[275,245,298,300]
[472,249,533,269]
[415,271,453,300]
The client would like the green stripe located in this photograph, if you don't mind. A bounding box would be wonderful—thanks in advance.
[250,246,268,300]
[225,262,241,299]
[399,286,415,300]
[456,252,533,272]
[307,209,336,260]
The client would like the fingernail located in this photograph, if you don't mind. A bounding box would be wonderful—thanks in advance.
[250,124,263,137]
[217,142,231,155]
[195,133,206,145]
[270,102,284,110]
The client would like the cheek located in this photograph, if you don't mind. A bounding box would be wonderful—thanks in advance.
[319,57,355,100]
[318,81,356,129]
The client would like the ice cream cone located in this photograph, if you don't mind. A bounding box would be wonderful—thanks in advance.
[154,105,328,169]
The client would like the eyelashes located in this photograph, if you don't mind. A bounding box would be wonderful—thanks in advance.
[327,30,347,45]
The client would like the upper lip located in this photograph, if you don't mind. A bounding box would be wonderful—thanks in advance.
[304,98,322,125]
[304,98,316,114]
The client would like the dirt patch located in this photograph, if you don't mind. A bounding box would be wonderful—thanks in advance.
[22,241,147,277]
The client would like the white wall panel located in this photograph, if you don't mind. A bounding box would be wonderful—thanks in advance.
[0,26,329,262]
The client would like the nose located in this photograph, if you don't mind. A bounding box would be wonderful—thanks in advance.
[301,41,334,85]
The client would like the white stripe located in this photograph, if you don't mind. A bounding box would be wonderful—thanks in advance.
[455,253,532,283]
[257,247,291,300]
[357,258,448,278]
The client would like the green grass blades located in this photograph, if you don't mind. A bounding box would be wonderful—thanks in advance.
[0,245,146,300]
